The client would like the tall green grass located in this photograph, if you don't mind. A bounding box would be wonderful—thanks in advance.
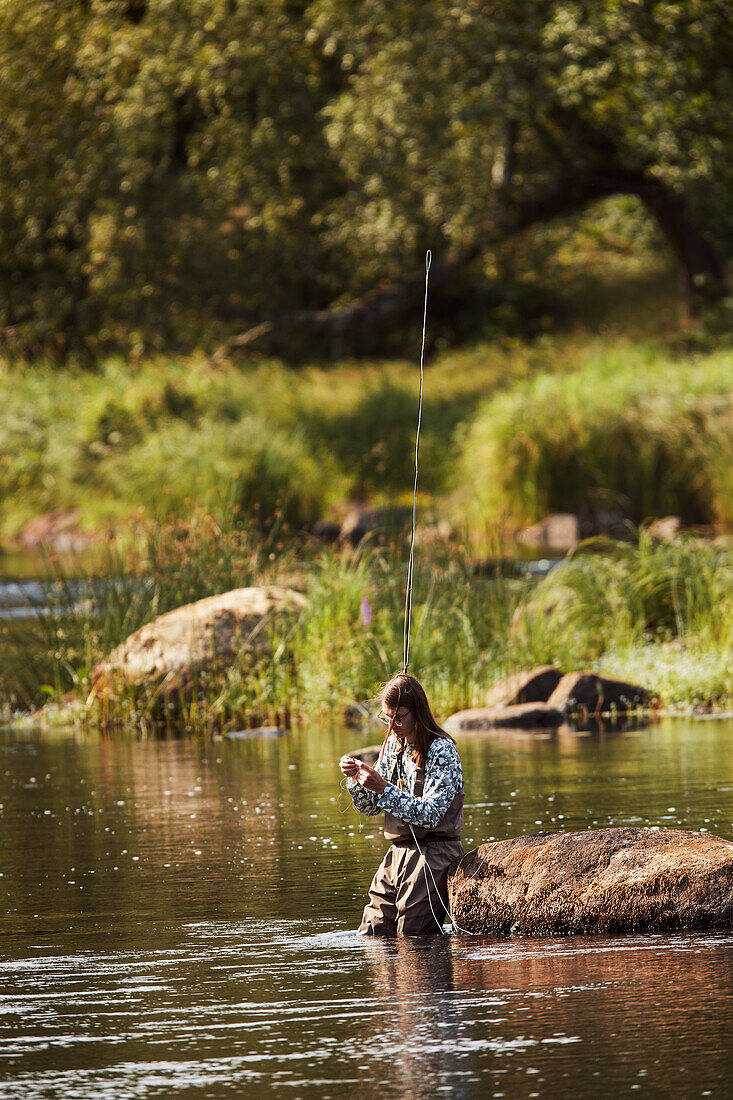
[460,346,733,528]
[6,524,730,729]
[9,332,727,542]
[511,534,733,700]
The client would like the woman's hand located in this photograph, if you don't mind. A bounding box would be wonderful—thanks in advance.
[339,756,388,795]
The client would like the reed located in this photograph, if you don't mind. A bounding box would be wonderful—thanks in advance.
[7,522,730,730]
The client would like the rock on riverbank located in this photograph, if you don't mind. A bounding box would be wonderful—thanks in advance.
[92,586,305,696]
[444,704,565,732]
[448,827,733,935]
[446,669,654,731]
[484,665,564,709]
[548,672,652,713]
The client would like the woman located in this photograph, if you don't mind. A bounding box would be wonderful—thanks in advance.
[340,673,464,935]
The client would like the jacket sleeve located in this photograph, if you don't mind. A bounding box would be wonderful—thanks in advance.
[347,736,392,818]
[376,738,462,829]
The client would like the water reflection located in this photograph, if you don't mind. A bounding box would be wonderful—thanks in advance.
[0,719,732,1097]
[360,937,460,1100]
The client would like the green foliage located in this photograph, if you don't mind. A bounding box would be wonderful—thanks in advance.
[7,527,731,728]
[304,378,452,498]
[1,0,732,354]
[512,534,733,708]
[314,0,733,289]
[0,357,336,534]
[2,335,731,540]
[460,346,733,527]
[513,535,733,664]
[0,343,517,535]
[0,0,344,355]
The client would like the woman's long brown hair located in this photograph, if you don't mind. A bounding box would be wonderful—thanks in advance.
[379,673,453,769]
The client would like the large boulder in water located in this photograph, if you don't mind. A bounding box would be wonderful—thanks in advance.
[448,827,733,935]
[92,586,305,696]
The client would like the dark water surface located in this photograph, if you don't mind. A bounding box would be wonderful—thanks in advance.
[1,718,733,1098]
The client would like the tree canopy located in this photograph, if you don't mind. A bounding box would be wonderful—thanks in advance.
[1,0,732,358]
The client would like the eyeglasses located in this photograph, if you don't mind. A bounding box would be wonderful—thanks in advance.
[377,709,411,728]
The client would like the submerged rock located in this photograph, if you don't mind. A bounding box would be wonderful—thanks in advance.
[484,666,564,709]
[448,827,733,935]
[92,586,305,697]
[548,672,652,714]
[444,703,565,732]
[225,726,288,739]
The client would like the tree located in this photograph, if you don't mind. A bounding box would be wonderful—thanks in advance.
[0,0,344,356]
[2,0,732,358]
[276,0,731,343]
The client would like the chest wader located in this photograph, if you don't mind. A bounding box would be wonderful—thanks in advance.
[358,756,464,936]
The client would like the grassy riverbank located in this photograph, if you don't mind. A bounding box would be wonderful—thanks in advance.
[3,326,732,543]
[4,523,731,731]
[3,262,732,730]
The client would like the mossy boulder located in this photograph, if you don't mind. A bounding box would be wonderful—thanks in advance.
[448,827,733,935]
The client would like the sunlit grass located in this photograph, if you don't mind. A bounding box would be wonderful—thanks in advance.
[4,522,730,731]
[460,346,733,528]
[597,640,732,712]
[5,326,730,541]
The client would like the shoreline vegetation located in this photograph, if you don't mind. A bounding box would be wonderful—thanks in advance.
[2,297,732,733]
[2,327,732,546]
[2,521,731,734]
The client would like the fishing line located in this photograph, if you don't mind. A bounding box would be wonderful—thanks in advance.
[402,250,431,675]
[400,253,482,934]
[346,251,484,934]
[407,822,489,935]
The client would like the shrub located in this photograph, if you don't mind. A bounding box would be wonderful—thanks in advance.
[85,415,329,531]
[460,346,733,526]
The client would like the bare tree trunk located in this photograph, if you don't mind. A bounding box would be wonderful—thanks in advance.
[631,178,725,315]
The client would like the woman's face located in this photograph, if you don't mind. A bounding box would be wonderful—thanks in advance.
[383,702,416,745]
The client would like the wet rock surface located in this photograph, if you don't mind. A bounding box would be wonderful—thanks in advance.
[448,827,733,935]
[444,703,565,732]
[92,586,306,696]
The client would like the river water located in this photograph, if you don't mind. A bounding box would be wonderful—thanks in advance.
[1,717,732,1098]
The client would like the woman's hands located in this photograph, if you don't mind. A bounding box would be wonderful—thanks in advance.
[339,755,388,795]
